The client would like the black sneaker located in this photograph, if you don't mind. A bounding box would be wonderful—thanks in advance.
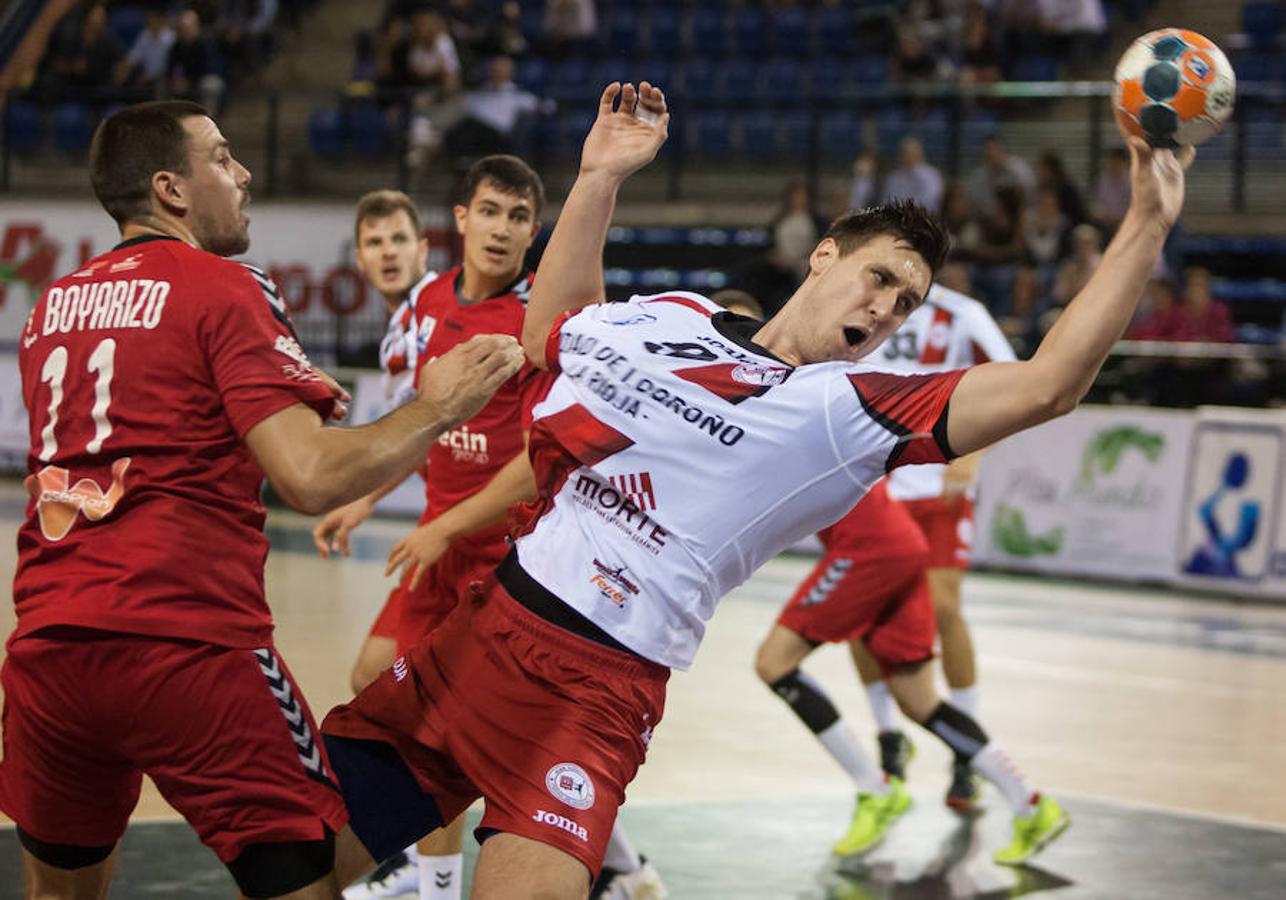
[876,730,915,780]
[945,761,982,813]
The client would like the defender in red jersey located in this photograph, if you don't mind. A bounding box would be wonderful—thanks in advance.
[313,189,438,700]
[320,82,1189,894]
[1,101,522,900]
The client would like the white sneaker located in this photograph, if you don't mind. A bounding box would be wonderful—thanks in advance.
[601,860,668,900]
[343,854,418,899]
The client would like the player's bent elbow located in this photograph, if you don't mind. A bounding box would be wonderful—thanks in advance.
[520,326,549,370]
[268,476,331,516]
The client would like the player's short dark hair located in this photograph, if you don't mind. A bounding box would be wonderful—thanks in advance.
[353,189,423,242]
[458,154,545,217]
[824,200,949,275]
[89,100,209,226]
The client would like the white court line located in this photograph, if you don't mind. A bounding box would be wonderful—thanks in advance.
[1052,786,1286,835]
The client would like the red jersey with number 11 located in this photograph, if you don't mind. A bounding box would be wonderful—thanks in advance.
[12,236,335,649]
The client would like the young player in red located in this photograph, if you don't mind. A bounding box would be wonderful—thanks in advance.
[319,83,1193,897]
[0,101,522,900]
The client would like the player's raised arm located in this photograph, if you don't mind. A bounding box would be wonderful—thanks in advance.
[247,334,524,515]
[944,137,1194,456]
[521,82,669,368]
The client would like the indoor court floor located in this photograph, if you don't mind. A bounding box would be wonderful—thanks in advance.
[2,489,1284,899]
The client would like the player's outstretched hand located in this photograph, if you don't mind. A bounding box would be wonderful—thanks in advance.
[1126,135,1195,231]
[312,495,375,558]
[418,333,525,427]
[580,82,669,182]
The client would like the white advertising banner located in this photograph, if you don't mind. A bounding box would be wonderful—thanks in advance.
[1176,407,1286,598]
[0,353,27,466]
[974,406,1196,581]
[0,200,454,360]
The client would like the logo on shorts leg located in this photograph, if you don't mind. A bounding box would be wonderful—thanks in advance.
[532,809,589,842]
[545,762,595,810]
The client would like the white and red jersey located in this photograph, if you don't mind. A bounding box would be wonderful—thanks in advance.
[875,284,1014,501]
[13,236,335,649]
[413,267,554,549]
[512,292,965,669]
[377,270,438,410]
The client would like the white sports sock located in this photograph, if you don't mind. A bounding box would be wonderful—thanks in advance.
[970,743,1039,816]
[818,719,888,794]
[601,819,642,873]
[950,686,980,719]
[865,680,902,733]
[419,853,462,900]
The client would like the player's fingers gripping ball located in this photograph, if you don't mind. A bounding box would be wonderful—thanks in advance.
[1114,28,1235,148]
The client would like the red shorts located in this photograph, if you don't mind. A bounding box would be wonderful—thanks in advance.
[367,576,408,640]
[394,537,509,652]
[902,495,975,570]
[777,544,936,675]
[322,573,669,878]
[0,629,347,862]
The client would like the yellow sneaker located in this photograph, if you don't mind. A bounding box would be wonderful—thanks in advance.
[992,794,1071,866]
[832,778,912,856]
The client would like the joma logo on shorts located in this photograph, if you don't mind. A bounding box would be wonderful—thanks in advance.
[532,810,588,842]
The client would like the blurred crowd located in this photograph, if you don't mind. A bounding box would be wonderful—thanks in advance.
[21,0,315,113]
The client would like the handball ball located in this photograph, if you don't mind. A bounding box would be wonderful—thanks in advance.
[1113,28,1235,147]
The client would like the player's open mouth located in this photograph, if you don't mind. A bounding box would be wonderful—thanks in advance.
[484,246,507,261]
[382,266,400,279]
[843,326,868,347]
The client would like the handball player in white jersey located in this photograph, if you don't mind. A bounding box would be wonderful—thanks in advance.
[318,83,1194,898]
[853,284,1018,809]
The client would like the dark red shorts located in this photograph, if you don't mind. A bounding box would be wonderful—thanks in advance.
[902,495,975,570]
[394,538,508,652]
[777,543,937,675]
[367,574,409,640]
[323,575,669,878]
[0,629,347,863]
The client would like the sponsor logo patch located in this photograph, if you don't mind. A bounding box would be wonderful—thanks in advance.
[532,809,589,842]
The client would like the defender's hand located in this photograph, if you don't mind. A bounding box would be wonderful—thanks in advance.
[385,521,452,590]
[312,495,374,558]
[417,334,525,427]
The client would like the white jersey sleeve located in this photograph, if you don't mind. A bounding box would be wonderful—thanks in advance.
[513,292,962,669]
[878,284,1014,500]
[377,270,438,411]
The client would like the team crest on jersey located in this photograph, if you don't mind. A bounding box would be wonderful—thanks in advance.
[927,321,950,350]
[677,362,790,404]
[416,314,438,354]
[545,763,595,810]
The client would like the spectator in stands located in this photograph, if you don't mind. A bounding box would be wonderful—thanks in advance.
[114,7,174,91]
[1089,147,1131,236]
[444,56,543,165]
[47,2,121,93]
[1128,276,1181,340]
[216,0,278,84]
[542,0,596,56]
[1036,149,1087,225]
[893,27,952,84]
[968,135,1037,219]
[737,178,826,317]
[1052,223,1103,308]
[1034,0,1106,74]
[1173,267,1236,343]
[853,136,946,214]
[941,180,981,254]
[957,1,1002,85]
[394,9,462,170]
[1024,186,1070,272]
[474,2,529,65]
[167,9,225,113]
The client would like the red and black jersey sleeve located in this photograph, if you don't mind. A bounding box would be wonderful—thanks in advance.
[200,263,335,438]
[847,369,967,471]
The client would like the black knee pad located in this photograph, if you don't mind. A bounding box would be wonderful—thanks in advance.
[226,828,335,899]
[768,668,841,734]
[322,733,445,862]
[16,827,114,869]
